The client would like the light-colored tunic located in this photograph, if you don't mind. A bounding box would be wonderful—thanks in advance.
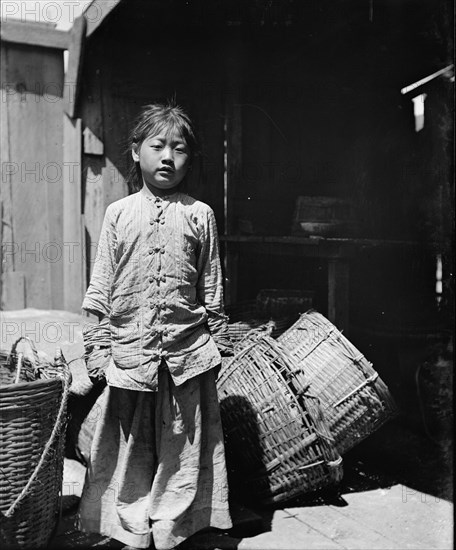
[82,187,231,390]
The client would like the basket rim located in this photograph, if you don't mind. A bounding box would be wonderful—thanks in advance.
[0,375,65,392]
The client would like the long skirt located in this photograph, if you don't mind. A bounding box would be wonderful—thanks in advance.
[77,367,232,549]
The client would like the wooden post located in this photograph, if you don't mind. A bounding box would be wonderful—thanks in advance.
[64,15,87,118]
[63,115,84,312]
[224,103,241,306]
[223,28,242,306]
[328,259,350,334]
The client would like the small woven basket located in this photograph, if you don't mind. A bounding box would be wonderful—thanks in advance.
[217,334,343,505]
[0,337,72,549]
[277,310,398,455]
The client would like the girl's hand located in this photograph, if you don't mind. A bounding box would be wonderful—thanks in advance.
[70,376,94,397]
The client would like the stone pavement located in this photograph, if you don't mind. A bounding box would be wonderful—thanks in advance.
[50,419,453,550]
[52,480,453,550]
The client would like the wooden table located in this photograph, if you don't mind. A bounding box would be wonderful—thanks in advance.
[220,235,420,335]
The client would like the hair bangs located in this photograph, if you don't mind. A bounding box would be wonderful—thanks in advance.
[132,104,197,156]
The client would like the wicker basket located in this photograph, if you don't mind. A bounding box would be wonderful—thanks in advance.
[0,337,71,549]
[277,310,398,455]
[217,335,343,505]
[225,298,302,345]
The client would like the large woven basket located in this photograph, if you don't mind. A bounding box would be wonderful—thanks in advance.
[277,310,398,455]
[217,335,343,505]
[0,337,71,549]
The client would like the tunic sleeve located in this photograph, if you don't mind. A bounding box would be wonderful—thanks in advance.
[82,205,116,317]
[196,207,234,357]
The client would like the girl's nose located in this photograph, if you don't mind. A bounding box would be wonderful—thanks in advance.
[161,146,174,162]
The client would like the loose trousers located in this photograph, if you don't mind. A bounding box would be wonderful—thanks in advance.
[78,367,232,549]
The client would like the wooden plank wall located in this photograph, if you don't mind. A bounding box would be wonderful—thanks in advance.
[80,42,129,284]
[0,42,65,310]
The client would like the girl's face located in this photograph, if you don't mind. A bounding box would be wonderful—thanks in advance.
[132,129,190,192]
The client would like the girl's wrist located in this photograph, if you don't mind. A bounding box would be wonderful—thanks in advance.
[83,309,106,323]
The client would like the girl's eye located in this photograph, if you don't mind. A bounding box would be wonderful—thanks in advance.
[175,148,186,154]
[151,144,162,150]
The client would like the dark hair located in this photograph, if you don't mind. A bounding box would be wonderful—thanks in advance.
[126,100,200,192]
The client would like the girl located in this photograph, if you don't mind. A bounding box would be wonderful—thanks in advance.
[78,101,233,550]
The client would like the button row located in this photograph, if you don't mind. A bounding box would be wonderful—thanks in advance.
[149,300,167,309]
[148,274,166,283]
[151,326,169,336]
[149,246,165,254]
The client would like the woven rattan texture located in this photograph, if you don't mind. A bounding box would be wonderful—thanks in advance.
[217,335,342,505]
[225,300,298,345]
[0,352,36,385]
[0,348,71,549]
[277,310,398,455]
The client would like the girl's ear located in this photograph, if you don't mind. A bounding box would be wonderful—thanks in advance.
[132,144,140,162]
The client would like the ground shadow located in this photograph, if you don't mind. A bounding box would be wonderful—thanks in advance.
[341,415,453,502]
[219,394,276,539]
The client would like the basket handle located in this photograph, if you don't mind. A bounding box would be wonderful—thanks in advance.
[4,360,72,518]
[9,336,40,368]
[13,353,24,384]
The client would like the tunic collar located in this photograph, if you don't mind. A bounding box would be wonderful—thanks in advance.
[140,185,181,203]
